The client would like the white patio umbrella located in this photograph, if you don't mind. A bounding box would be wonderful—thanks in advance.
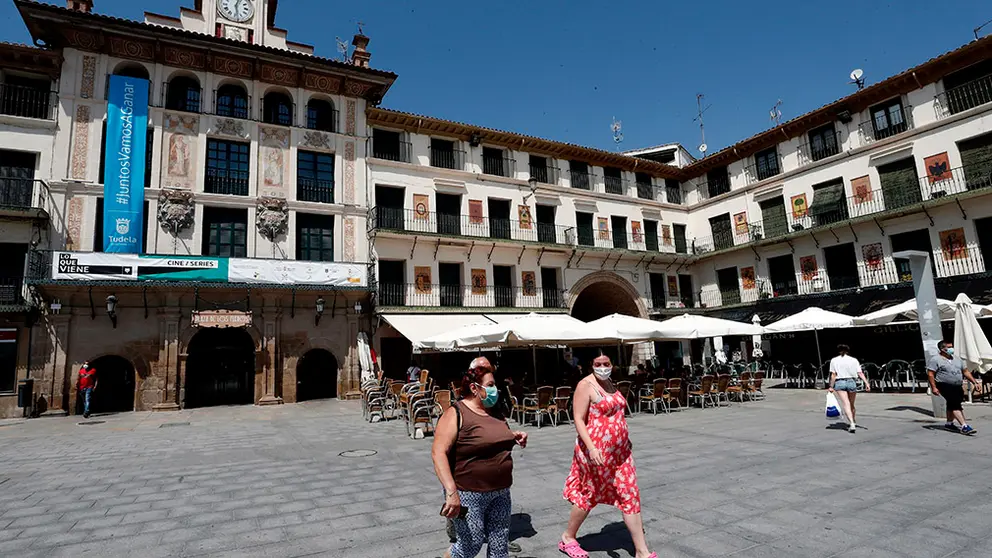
[854,298,958,325]
[587,313,667,342]
[764,307,857,370]
[654,313,764,339]
[953,293,992,385]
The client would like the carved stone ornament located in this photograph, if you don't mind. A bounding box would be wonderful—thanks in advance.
[211,118,248,139]
[300,130,333,151]
[256,196,289,241]
[158,189,195,235]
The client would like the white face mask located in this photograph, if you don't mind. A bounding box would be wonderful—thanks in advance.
[593,366,612,379]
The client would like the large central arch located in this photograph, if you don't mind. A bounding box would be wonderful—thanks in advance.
[184,328,256,408]
[296,349,339,401]
[569,271,647,322]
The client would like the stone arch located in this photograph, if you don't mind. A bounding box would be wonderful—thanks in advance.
[111,61,151,80]
[214,80,250,119]
[178,323,263,354]
[184,327,257,408]
[296,348,339,401]
[282,334,349,402]
[261,86,294,126]
[164,71,201,113]
[75,355,136,415]
[303,94,336,132]
[568,271,648,321]
[70,348,151,415]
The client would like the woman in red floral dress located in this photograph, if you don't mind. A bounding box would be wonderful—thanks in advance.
[559,354,656,558]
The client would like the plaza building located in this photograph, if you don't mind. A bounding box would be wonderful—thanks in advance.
[2,0,992,417]
[1,0,394,418]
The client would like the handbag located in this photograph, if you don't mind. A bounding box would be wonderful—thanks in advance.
[825,392,841,420]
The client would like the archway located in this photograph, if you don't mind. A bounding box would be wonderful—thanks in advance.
[77,355,135,415]
[296,349,339,401]
[185,328,255,408]
[570,278,643,322]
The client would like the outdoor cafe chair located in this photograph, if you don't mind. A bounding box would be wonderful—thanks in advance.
[770,360,785,380]
[639,378,668,414]
[361,375,389,420]
[784,363,802,388]
[713,373,733,406]
[554,386,573,424]
[664,377,684,411]
[726,372,750,403]
[911,359,928,393]
[408,388,437,438]
[883,359,910,391]
[688,375,716,409]
[508,384,525,423]
[522,386,556,428]
[615,380,635,415]
[861,362,881,391]
[751,371,766,400]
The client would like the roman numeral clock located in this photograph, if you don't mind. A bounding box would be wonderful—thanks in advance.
[217,0,255,41]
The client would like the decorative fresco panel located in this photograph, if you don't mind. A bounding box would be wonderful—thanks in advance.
[740,266,756,290]
[344,141,356,204]
[667,275,679,297]
[790,193,808,219]
[940,228,968,261]
[597,217,610,240]
[471,269,487,295]
[661,224,672,246]
[259,127,290,198]
[851,175,873,204]
[521,271,536,296]
[162,113,198,189]
[733,212,748,235]
[518,205,533,229]
[862,242,884,271]
[631,221,642,243]
[79,55,97,99]
[469,200,484,224]
[71,105,91,180]
[800,255,818,281]
[346,99,357,136]
[343,217,356,261]
[65,196,84,250]
[415,266,432,293]
[413,194,429,220]
[925,152,952,184]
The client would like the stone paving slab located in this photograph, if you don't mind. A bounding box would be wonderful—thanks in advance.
[0,389,990,557]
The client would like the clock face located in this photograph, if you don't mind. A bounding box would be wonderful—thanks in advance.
[218,0,254,23]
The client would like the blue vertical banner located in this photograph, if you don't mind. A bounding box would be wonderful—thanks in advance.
[103,74,149,253]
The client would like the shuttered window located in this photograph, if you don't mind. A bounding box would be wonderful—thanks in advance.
[957,132,992,190]
[877,158,921,210]
[759,196,788,238]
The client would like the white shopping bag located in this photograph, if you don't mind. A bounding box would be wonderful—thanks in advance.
[825,392,842,420]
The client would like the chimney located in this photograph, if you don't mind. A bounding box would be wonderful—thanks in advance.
[66,0,93,12]
[351,33,371,68]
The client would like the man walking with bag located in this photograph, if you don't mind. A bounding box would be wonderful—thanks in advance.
[928,341,979,435]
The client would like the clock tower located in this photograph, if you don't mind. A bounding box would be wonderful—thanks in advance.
[145,0,314,55]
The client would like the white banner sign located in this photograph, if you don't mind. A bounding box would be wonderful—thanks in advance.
[227,259,367,287]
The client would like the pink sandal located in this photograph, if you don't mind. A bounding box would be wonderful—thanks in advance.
[558,540,589,558]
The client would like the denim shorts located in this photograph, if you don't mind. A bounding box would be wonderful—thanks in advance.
[834,378,858,392]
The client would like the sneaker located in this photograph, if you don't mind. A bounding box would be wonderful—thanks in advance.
[83,412,90,419]
[944,423,959,432]
[848,424,856,433]
[961,425,977,436]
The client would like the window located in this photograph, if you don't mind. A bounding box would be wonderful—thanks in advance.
[296,213,334,262]
[215,84,249,119]
[165,76,201,113]
[576,212,594,247]
[890,229,933,283]
[493,265,513,308]
[570,161,591,190]
[759,196,788,238]
[0,149,35,209]
[604,167,624,195]
[941,59,992,116]
[262,91,293,126]
[716,267,741,305]
[374,185,405,230]
[706,166,730,197]
[957,132,992,190]
[869,98,908,140]
[665,179,682,205]
[536,205,556,244]
[673,224,688,254]
[377,260,405,306]
[202,207,247,257]
[807,124,839,161]
[541,267,561,308]
[372,129,407,162]
[644,220,659,252]
[529,155,555,184]
[649,273,666,309]
[205,139,250,195]
[635,172,653,200]
[877,158,922,210]
[823,243,860,291]
[611,216,627,249]
[709,213,733,251]
[306,99,336,132]
[0,74,53,119]
[439,262,462,307]
[768,254,797,296]
[482,147,510,177]
[297,151,334,203]
[430,138,458,169]
[753,147,780,180]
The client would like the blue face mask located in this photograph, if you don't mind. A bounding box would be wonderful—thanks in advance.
[478,384,499,408]
[946,348,955,356]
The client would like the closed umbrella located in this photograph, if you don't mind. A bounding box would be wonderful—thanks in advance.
[953,294,992,401]
[764,307,856,370]
[654,313,764,339]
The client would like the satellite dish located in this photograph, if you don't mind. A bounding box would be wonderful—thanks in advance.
[698,143,707,154]
[850,68,864,81]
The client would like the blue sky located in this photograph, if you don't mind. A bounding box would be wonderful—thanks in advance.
[4,1,990,155]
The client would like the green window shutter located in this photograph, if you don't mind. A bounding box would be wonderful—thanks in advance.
[759,196,788,237]
[958,133,992,190]
[877,158,922,210]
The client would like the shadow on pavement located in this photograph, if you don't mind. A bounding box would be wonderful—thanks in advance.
[887,405,934,417]
[510,512,536,542]
[576,521,634,558]
[825,422,851,430]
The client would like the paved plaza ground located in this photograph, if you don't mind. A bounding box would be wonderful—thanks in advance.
[1,388,991,558]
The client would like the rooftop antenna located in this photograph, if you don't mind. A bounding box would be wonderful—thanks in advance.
[850,68,866,90]
[693,93,710,157]
[357,21,365,35]
[769,99,783,126]
[611,117,623,150]
[335,37,349,61]
[975,18,992,40]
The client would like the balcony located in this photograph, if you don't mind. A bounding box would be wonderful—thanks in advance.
[376,283,568,310]
[370,207,574,245]
[604,175,628,196]
[371,138,412,163]
[0,83,57,120]
[204,169,249,196]
[743,159,781,185]
[0,277,25,306]
[529,163,560,185]
[696,178,731,199]
[297,177,334,204]
[858,105,913,144]
[798,131,843,165]
[570,171,593,191]
[935,74,992,119]
[482,154,516,178]
[0,178,46,213]
[575,227,677,254]
[430,146,465,170]
[635,181,656,200]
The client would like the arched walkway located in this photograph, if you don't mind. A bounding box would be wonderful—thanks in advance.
[296,349,339,401]
[77,355,135,415]
[185,328,255,408]
[569,272,646,322]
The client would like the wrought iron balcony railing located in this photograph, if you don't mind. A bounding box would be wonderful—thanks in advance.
[0,178,44,211]
[0,83,57,120]
[573,227,677,254]
[857,105,913,144]
[297,177,334,204]
[743,158,782,185]
[371,138,413,163]
[935,74,992,119]
[604,175,628,196]
[0,277,25,305]
[376,283,568,309]
[204,170,250,196]
[430,146,466,170]
[371,207,574,245]
[570,171,594,191]
[529,163,560,185]
[483,155,516,178]
[798,130,843,165]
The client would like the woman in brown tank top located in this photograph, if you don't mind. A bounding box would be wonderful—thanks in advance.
[431,357,528,558]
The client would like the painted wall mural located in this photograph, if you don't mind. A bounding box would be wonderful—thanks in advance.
[162,113,198,190]
[413,194,430,219]
[79,55,97,99]
[259,126,290,198]
[940,228,968,261]
[862,242,884,270]
[851,176,873,204]
[597,217,610,240]
[740,266,756,290]
[924,152,952,184]
[71,105,91,180]
[800,255,818,280]
[790,193,808,219]
[468,200,484,224]
[471,269,487,295]
[733,212,748,235]
[344,141,356,204]
[414,266,432,293]
[521,271,536,296]
[518,205,532,229]
[661,224,672,246]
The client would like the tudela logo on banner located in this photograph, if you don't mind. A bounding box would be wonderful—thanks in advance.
[103,75,149,254]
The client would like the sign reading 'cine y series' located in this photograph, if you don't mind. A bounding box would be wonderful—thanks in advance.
[191,310,252,328]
